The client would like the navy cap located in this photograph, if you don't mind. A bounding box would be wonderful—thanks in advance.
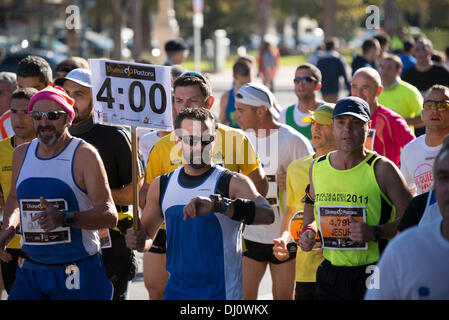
[333,96,371,122]
[164,39,187,53]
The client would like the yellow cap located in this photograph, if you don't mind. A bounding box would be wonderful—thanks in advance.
[302,103,335,125]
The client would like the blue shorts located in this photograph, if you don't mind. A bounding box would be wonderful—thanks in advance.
[8,253,113,300]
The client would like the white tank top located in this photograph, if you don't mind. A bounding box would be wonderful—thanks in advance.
[16,137,100,264]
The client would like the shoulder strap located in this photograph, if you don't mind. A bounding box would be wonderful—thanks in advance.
[215,169,236,198]
[158,172,173,208]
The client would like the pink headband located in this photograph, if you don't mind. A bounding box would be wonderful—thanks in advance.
[28,86,75,122]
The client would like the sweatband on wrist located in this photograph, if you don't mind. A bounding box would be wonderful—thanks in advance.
[231,198,256,225]
[301,224,317,235]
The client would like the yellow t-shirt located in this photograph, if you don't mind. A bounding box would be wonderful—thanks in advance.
[0,137,21,249]
[146,123,260,184]
[378,80,423,133]
[286,154,323,282]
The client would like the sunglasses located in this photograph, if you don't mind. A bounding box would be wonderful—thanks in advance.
[180,71,207,84]
[178,134,215,147]
[30,110,67,121]
[423,100,449,111]
[293,76,317,84]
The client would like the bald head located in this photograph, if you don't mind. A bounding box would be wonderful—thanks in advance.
[351,67,383,109]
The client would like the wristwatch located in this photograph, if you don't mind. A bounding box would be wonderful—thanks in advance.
[373,226,382,242]
[209,194,222,213]
[63,211,75,227]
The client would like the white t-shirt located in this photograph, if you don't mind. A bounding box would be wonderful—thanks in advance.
[400,134,441,195]
[243,124,314,243]
[365,220,449,300]
[278,103,311,129]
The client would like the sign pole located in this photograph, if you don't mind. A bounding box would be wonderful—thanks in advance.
[131,126,140,230]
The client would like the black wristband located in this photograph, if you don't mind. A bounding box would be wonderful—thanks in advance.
[302,184,315,205]
[231,198,256,225]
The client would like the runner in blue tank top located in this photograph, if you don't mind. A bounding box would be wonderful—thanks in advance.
[125,108,274,300]
[0,86,117,300]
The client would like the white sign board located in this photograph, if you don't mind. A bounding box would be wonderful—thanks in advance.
[90,59,173,130]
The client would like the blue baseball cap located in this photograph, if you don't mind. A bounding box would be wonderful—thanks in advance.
[332,96,371,122]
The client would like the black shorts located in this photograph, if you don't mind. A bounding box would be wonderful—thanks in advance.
[243,239,297,265]
[148,228,166,254]
[1,248,21,293]
[315,259,372,300]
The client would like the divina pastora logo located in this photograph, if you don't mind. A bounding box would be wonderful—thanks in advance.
[105,62,156,81]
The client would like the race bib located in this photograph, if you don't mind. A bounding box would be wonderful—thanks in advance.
[290,211,321,241]
[266,175,279,207]
[19,199,71,245]
[318,205,367,250]
[364,129,375,151]
[99,228,112,249]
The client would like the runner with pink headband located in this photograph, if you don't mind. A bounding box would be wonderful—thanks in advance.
[28,86,75,122]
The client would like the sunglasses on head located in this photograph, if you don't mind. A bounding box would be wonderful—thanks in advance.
[178,134,215,147]
[180,71,207,84]
[30,110,67,121]
[423,100,449,111]
[293,76,317,84]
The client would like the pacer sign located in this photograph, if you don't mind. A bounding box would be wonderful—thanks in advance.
[90,59,173,130]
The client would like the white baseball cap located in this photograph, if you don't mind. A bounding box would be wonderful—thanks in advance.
[64,68,91,88]
[235,82,281,119]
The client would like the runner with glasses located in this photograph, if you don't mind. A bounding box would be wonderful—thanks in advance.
[399,85,449,196]
[278,63,325,141]
[0,86,117,300]
[136,71,268,300]
[126,107,274,300]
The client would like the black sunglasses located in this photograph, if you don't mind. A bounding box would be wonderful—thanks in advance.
[178,134,215,147]
[180,71,207,84]
[293,76,317,84]
[30,110,67,121]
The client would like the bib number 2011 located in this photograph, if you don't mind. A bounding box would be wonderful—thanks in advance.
[96,77,167,114]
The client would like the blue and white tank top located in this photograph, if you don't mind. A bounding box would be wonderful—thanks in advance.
[161,165,243,300]
[16,137,100,265]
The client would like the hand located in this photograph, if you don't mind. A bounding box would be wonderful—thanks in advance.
[183,196,214,221]
[276,167,286,191]
[31,197,64,232]
[272,237,290,261]
[0,226,16,262]
[125,227,147,252]
[349,216,374,242]
[298,230,316,252]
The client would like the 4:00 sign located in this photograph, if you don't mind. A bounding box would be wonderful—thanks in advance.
[95,77,167,114]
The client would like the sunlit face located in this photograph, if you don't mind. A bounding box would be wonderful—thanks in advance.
[311,121,335,150]
[380,59,400,87]
[351,73,382,106]
[176,118,216,169]
[233,102,258,131]
[173,85,210,118]
[294,68,320,100]
[63,79,93,125]
[413,41,432,64]
[10,98,34,140]
[421,90,449,132]
[17,76,47,91]
[31,99,69,146]
[332,115,370,152]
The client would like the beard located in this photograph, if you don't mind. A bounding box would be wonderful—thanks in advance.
[36,125,63,146]
[183,149,212,169]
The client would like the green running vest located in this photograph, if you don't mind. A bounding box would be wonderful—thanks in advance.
[312,152,395,267]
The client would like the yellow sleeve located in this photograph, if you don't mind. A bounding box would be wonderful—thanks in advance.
[239,133,260,176]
